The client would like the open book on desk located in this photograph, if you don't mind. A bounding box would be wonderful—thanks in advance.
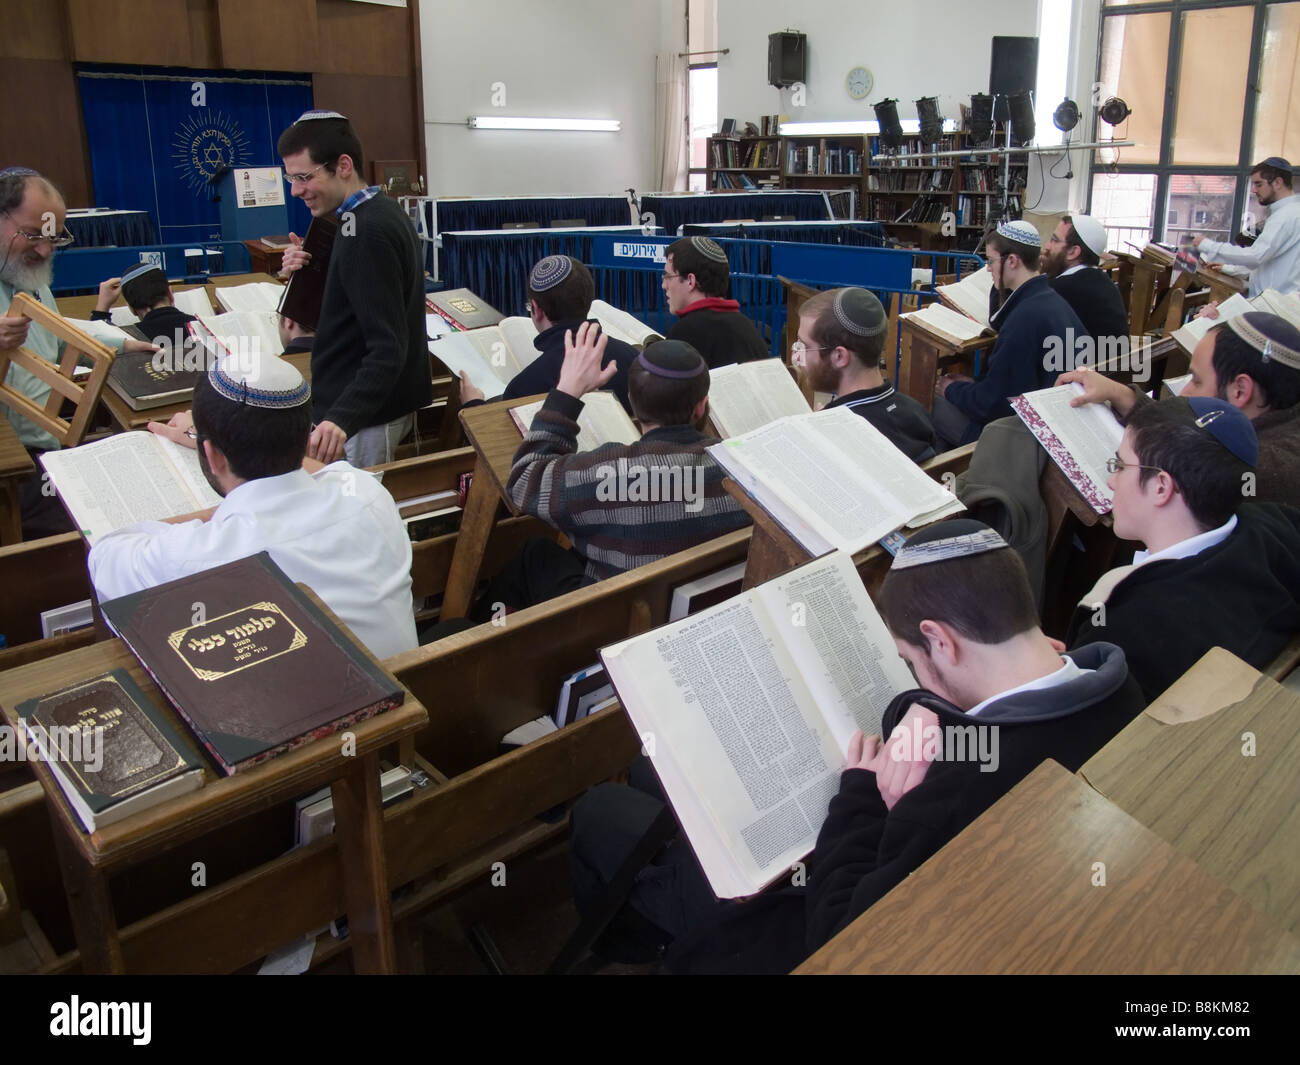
[428,318,540,399]
[510,391,640,451]
[191,311,286,367]
[600,550,914,898]
[900,301,995,347]
[213,281,285,315]
[1171,292,1255,354]
[935,266,994,328]
[708,405,964,556]
[707,359,810,438]
[1010,383,1124,515]
[40,432,223,544]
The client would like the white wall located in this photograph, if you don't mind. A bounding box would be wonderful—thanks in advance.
[716,0,1038,130]
[419,0,669,199]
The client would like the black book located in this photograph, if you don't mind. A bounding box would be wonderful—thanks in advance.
[279,215,339,331]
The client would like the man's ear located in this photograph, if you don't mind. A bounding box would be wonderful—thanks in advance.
[1225,372,1256,409]
[1150,469,1180,508]
[832,345,854,371]
[917,619,959,668]
[202,438,229,477]
[693,396,710,423]
[334,153,355,180]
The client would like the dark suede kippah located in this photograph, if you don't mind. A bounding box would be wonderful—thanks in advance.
[1185,397,1258,466]
[637,339,706,379]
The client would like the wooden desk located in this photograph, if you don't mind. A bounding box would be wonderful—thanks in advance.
[0,417,34,545]
[897,316,991,414]
[243,240,286,278]
[797,760,1300,974]
[0,619,428,974]
[1081,648,1300,938]
[440,395,543,618]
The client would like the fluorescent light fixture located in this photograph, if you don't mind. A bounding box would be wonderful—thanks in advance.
[468,116,621,132]
[779,119,958,136]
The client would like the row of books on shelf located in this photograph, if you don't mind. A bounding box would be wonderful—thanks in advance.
[868,168,951,192]
[717,115,783,138]
[710,138,780,169]
[712,172,780,190]
[785,145,863,176]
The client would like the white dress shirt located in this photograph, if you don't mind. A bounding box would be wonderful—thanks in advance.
[1197,194,1300,297]
[966,656,1090,717]
[88,462,418,660]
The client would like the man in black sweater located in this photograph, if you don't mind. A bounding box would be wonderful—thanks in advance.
[278,111,430,467]
[90,262,196,358]
[662,235,768,368]
[1040,213,1129,356]
[570,520,1144,972]
[797,286,937,461]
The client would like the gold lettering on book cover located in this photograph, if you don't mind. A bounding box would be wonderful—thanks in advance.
[166,601,308,681]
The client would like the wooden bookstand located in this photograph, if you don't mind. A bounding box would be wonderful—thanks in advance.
[0,293,115,448]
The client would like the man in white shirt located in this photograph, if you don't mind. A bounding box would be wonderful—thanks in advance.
[1193,158,1300,297]
[88,353,418,661]
[1067,396,1300,699]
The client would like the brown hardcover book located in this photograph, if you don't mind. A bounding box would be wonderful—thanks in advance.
[426,288,504,331]
[16,669,205,832]
[278,215,338,331]
[99,553,405,775]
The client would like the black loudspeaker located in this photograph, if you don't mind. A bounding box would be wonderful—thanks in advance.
[768,32,807,88]
[990,36,1038,122]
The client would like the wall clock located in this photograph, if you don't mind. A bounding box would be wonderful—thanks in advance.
[846,66,873,100]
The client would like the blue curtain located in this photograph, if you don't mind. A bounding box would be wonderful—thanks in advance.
[641,192,832,234]
[76,65,313,244]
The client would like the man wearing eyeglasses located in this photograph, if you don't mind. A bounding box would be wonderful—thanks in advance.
[1192,158,1299,298]
[1066,396,1300,701]
[0,167,154,538]
[276,111,430,467]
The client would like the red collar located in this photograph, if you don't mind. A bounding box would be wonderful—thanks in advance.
[680,297,741,315]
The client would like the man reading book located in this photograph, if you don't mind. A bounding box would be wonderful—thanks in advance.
[457,255,636,412]
[277,111,431,467]
[1066,397,1300,701]
[662,236,768,368]
[1192,158,1299,298]
[87,353,418,660]
[1038,213,1128,353]
[934,220,1085,448]
[90,261,197,357]
[796,286,937,461]
[570,520,1143,972]
[475,329,750,616]
[1059,312,1300,505]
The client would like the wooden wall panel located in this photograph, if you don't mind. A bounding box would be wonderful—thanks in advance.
[0,60,93,207]
[216,0,319,72]
[187,0,222,70]
[317,0,411,76]
[65,0,193,66]
[0,0,68,60]
[312,74,418,173]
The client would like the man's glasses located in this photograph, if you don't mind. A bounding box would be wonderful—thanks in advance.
[1105,455,1163,475]
[284,162,329,185]
[2,213,74,248]
[661,271,682,282]
[790,340,829,358]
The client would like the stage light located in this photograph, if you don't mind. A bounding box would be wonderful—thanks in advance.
[968,93,994,144]
[1099,97,1132,126]
[1007,90,1035,146]
[1053,98,1079,133]
[915,96,944,144]
[873,98,903,151]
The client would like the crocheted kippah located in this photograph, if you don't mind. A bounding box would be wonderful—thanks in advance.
[528,255,574,292]
[1224,311,1300,371]
[891,519,1009,570]
[689,236,728,263]
[832,288,887,337]
[209,352,311,410]
[293,110,347,123]
[996,219,1041,248]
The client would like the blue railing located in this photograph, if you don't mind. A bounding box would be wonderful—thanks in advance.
[51,241,254,294]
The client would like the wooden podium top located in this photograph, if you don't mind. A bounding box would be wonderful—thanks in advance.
[458,393,550,516]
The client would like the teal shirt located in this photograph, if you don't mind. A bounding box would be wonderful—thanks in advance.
[0,277,125,452]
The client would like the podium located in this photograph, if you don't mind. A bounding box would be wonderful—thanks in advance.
[216,166,289,244]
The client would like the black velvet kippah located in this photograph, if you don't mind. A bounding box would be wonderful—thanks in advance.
[637,339,706,379]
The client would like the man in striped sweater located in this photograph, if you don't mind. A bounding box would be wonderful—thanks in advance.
[479,327,750,616]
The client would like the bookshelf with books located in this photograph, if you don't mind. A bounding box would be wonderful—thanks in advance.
[779,135,869,218]
[707,117,785,192]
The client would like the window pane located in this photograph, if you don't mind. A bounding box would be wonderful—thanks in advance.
[1092,171,1158,249]
[1169,174,1238,245]
[1172,6,1253,165]
[1097,12,1170,165]
[689,66,717,170]
[1253,1,1300,165]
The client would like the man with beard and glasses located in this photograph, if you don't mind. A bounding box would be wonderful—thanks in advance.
[1037,213,1129,351]
[794,286,936,462]
[0,168,155,537]
[87,353,417,660]
[1193,158,1300,298]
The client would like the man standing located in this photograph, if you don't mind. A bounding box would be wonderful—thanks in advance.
[1194,158,1300,297]
[1039,213,1129,352]
[662,236,768,368]
[278,111,430,466]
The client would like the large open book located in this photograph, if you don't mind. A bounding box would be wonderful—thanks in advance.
[213,281,285,315]
[900,301,994,346]
[707,359,810,438]
[191,311,285,364]
[588,299,663,348]
[600,550,914,897]
[510,391,640,451]
[428,318,540,399]
[708,405,964,555]
[39,432,223,544]
[1010,383,1124,514]
[1251,288,1300,330]
[935,266,994,328]
[1171,292,1255,354]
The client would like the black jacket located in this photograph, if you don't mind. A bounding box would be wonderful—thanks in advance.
[501,319,636,413]
[1049,267,1129,349]
[666,642,1144,973]
[92,304,196,351]
[828,384,937,462]
[667,300,768,368]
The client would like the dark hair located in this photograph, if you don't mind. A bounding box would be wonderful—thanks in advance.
[1208,323,1300,411]
[627,340,710,426]
[666,237,730,297]
[528,258,594,322]
[985,229,1041,271]
[1061,214,1100,267]
[191,373,311,481]
[1251,160,1294,190]
[121,271,170,314]
[1127,400,1251,530]
[800,287,886,369]
[0,171,61,215]
[877,543,1041,650]
[276,117,365,176]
